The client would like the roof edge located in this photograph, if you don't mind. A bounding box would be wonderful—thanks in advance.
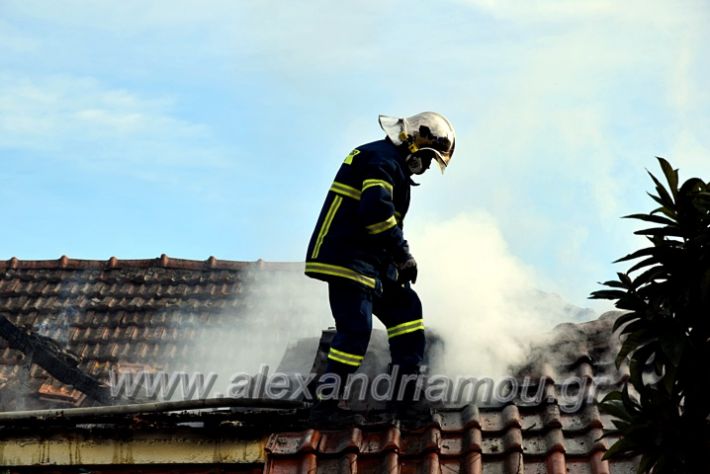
[0,255,304,272]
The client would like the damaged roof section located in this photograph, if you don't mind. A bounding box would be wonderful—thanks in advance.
[264,312,639,473]
[514,311,629,402]
[0,313,111,404]
[0,256,640,472]
[0,256,305,410]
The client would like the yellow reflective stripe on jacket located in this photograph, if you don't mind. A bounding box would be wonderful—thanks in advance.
[330,181,361,200]
[311,196,343,259]
[365,215,398,235]
[362,179,393,195]
[394,211,403,225]
[328,347,364,367]
[388,319,425,338]
[305,262,377,289]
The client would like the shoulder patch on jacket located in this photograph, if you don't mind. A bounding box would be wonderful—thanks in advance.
[343,149,360,165]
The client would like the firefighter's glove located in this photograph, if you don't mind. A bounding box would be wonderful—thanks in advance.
[396,256,418,284]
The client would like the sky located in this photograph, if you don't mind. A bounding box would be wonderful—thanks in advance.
[1,0,709,313]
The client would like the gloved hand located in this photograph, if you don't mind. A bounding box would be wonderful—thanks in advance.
[395,255,418,284]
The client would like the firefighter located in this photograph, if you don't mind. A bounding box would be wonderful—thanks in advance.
[305,112,456,423]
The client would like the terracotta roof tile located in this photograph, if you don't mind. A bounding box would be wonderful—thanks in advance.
[0,256,640,471]
[264,403,637,473]
[38,382,86,405]
[264,311,639,472]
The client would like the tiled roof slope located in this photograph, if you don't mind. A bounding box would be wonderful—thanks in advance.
[0,256,302,409]
[0,256,638,472]
[265,405,637,473]
[265,312,638,473]
[515,311,628,401]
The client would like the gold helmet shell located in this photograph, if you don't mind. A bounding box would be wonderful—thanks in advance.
[378,111,456,173]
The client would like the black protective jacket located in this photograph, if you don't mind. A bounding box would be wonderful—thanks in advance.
[305,139,412,290]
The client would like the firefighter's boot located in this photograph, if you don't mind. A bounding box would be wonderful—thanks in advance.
[308,398,365,427]
[388,367,431,428]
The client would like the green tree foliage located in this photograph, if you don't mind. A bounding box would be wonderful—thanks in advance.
[591,158,710,473]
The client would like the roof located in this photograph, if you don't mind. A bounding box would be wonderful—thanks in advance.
[0,255,304,408]
[515,311,628,393]
[0,256,638,472]
[265,405,638,473]
[264,312,637,473]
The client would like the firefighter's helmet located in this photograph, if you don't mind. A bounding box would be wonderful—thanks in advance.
[378,111,456,173]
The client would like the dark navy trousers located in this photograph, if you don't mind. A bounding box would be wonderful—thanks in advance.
[324,279,426,381]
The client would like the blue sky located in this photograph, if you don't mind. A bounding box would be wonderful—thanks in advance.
[1,1,708,311]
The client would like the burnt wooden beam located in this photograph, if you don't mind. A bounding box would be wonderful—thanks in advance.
[0,313,113,405]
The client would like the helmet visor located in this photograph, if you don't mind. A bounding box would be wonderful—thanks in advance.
[417,147,450,173]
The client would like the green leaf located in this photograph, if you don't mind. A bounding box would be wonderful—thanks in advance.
[616,331,652,368]
[612,312,641,332]
[629,344,657,390]
[633,227,685,238]
[657,156,679,198]
[601,390,622,403]
[614,247,656,263]
[652,205,677,220]
[661,362,676,394]
[590,289,628,300]
[623,213,677,226]
[638,451,661,474]
[615,296,647,312]
[612,419,632,431]
[647,170,675,207]
[600,399,632,421]
[618,272,633,287]
[598,428,621,440]
[619,319,647,336]
[627,257,659,274]
[647,192,669,209]
[600,279,627,289]
[679,177,705,195]
[602,436,639,460]
[621,384,636,410]
[632,266,666,287]
[660,334,684,367]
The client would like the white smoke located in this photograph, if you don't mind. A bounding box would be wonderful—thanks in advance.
[180,268,332,391]
[409,212,594,379]
[182,212,595,393]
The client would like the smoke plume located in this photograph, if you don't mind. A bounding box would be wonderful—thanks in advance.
[182,268,332,389]
[410,212,594,379]
[183,212,595,391]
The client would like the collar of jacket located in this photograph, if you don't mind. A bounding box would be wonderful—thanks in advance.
[384,136,417,182]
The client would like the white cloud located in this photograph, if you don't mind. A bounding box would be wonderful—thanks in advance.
[1,0,235,32]
[1,1,387,72]
[666,26,710,179]
[458,0,697,26]
[413,0,709,308]
[0,74,228,172]
[459,0,618,21]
